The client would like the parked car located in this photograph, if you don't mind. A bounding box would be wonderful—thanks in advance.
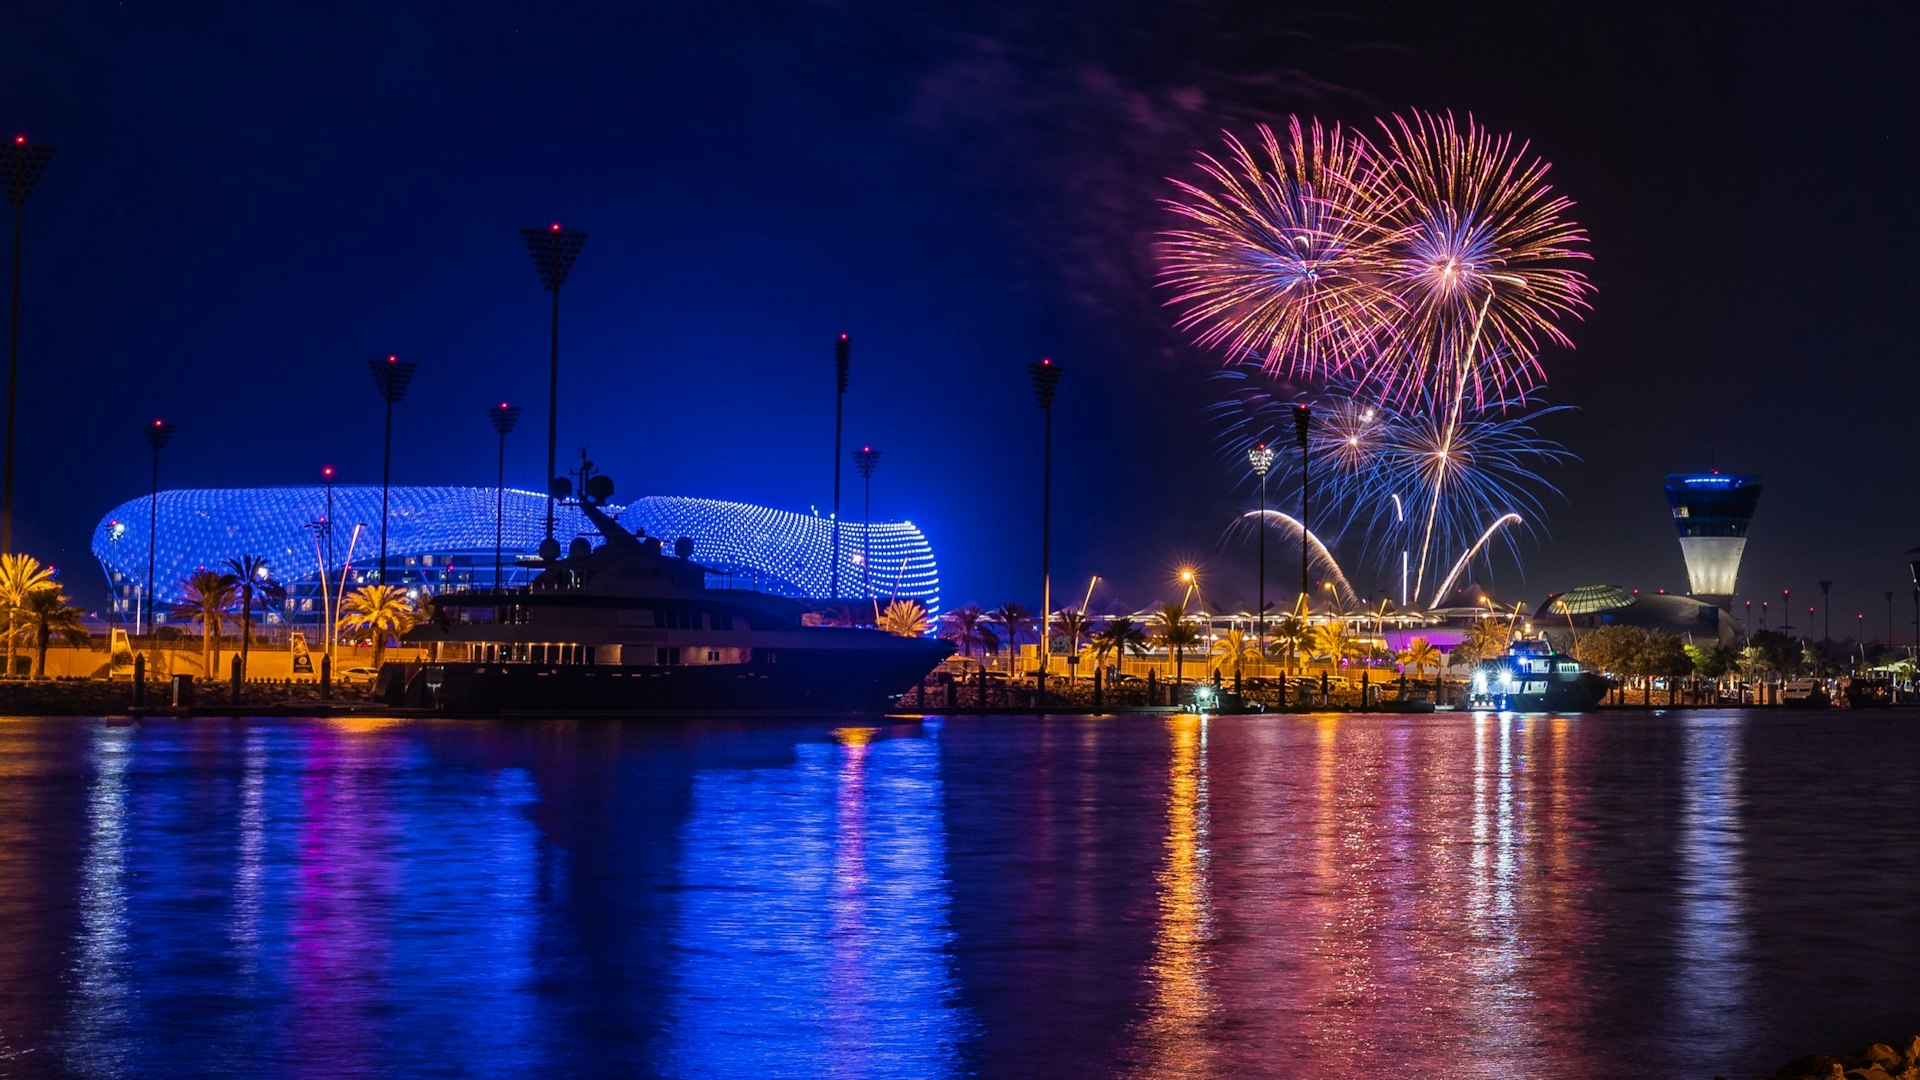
[338,665,380,686]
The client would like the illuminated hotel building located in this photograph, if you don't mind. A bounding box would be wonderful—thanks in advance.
[91,486,939,628]
[1663,472,1761,606]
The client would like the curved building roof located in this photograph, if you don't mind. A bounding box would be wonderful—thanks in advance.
[92,486,939,613]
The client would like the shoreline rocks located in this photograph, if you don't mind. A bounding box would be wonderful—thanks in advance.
[1737,1036,1920,1080]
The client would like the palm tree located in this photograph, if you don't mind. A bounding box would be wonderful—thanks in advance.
[1153,602,1203,687]
[224,554,286,680]
[1211,627,1262,682]
[1396,636,1441,692]
[1310,620,1356,674]
[338,584,422,671]
[0,552,55,679]
[991,602,1032,674]
[878,598,929,637]
[1456,618,1509,667]
[1093,615,1148,678]
[1267,613,1306,676]
[24,586,90,677]
[175,569,240,677]
[1053,608,1094,681]
[940,603,991,658]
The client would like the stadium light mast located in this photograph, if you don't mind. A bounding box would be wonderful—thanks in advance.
[319,464,336,652]
[522,222,587,556]
[1818,579,1832,644]
[1248,442,1276,658]
[142,419,174,636]
[831,333,849,598]
[489,402,522,590]
[1293,403,1312,614]
[1030,357,1062,687]
[368,355,417,584]
[2,135,55,556]
[852,446,880,601]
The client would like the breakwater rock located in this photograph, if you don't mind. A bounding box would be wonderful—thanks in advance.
[1741,1037,1920,1080]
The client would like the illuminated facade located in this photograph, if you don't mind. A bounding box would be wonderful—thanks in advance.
[91,486,939,624]
[1663,472,1761,603]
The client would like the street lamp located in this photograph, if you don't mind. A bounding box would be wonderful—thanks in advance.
[1,134,55,556]
[1248,442,1275,658]
[1819,579,1832,643]
[142,419,174,636]
[852,446,880,600]
[830,333,850,598]
[1031,357,1062,689]
[1781,587,1791,635]
[522,222,588,556]
[368,355,418,584]
[1744,599,1752,642]
[1761,599,1769,630]
[489,402,522,591]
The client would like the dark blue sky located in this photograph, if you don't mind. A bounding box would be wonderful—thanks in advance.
[7,1,1918,631]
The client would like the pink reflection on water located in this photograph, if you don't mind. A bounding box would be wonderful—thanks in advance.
[287,727,401,1080]
[1122,714,1608,1078]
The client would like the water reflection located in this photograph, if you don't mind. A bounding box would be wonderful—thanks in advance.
[665,723,967,1078]
[1672,716,1750,1057]
[1126,715,1215,1077]
[0,712,1909,1079]
[66,724,133,1078]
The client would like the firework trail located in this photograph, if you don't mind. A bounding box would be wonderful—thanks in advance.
[1212,366,1574,599]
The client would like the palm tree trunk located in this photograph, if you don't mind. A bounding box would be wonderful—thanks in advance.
[239,593,252,679]
[35,622,49,678]
[3,611,15,679]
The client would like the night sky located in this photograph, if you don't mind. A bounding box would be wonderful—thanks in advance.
[6,2,1916,633]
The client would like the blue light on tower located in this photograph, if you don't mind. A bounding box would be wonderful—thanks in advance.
[1663,471,1761,603]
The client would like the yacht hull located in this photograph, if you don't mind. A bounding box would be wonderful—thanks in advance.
[377,640,953,715]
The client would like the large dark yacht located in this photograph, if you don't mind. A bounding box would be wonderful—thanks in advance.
[1462,636,1609,713]
[381,471,952,714]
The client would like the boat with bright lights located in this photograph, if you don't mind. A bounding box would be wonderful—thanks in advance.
[1463,637,1609,713]
[379,469,953,714]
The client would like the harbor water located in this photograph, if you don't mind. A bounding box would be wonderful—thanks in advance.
[0,710,1914,1078]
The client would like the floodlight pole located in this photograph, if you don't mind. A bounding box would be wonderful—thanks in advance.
[1030,358,1062,689]
[321,464,335,650]
[142,419,174,636]
[853,446,880,600]
[2,136,54,556]
[522,224,588,551]
[831,334,849,598]
[368,355,418,584]
[1819,579,1832,644]
[1248,443,1275,659]
[1293,404,1312,611]
[490,403,522,590]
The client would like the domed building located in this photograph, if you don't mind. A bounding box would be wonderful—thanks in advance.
[92,486,940,630]
[1537,585,1736,645]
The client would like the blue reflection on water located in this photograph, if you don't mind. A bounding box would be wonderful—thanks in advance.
[665,724,969,1079]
